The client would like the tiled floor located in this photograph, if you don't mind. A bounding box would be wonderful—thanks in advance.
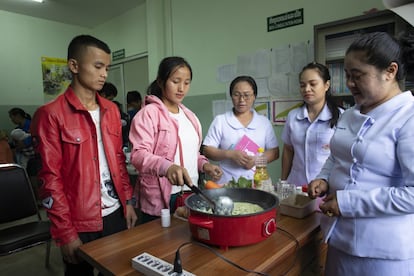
[1,210,64,276]
[1,241,64,276]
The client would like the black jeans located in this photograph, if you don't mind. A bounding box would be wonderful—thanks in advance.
[64,207,126,276]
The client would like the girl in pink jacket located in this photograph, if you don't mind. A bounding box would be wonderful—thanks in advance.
[129,56,222,222]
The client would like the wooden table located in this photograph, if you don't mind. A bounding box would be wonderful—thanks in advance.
[78,212,325,276]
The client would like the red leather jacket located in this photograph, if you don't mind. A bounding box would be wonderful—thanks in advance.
[31,87,133,246]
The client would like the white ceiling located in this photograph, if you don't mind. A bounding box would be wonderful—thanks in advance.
[0,0,145,28]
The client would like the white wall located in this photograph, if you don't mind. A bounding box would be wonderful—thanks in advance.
[0,4,147,132]
[94,5,148,58]
[169,0,386,96]
[0,4,148,107]
[0,0,390,178]
[0,0,388,107]
[0,10,88,106]
[164,0,386,181]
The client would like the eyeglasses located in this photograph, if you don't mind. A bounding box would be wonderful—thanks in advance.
[231,93,254,100]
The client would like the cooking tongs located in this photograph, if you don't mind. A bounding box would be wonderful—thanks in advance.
[185,183,217,213]
[185,183,234,215]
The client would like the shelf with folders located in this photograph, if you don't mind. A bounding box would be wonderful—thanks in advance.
[326,62,350,96]
[314,10,406,64]
[326,61,354,109]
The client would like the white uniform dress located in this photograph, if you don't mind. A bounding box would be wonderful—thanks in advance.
[281,103,341,186]
[203,109,278,184]
[317,91,414,275]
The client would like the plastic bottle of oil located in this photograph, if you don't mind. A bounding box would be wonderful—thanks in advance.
[253,147,272,192]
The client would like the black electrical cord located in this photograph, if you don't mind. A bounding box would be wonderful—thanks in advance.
[173,240,270,276]
[172,228,300,276]
[276,226,300,276]
[173,248,183,274]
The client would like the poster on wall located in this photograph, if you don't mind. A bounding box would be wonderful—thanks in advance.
[41,56,72,102]
[254,98,271,120]
[272,98,302,125]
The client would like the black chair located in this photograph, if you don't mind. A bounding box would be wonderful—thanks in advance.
[0,163,51,268]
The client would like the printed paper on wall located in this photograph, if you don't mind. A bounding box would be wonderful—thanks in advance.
[41,56,72,102]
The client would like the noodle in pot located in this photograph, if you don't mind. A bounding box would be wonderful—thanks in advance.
[195,202,263,215]
[232,202,263,215]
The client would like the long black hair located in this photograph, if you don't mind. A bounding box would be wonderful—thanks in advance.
[346,31,414,86]
[299,62,341,128]
[147,56,193,99]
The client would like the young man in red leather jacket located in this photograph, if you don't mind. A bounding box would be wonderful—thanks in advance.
[31,35,137,275]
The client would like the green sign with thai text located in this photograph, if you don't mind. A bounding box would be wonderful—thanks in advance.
[267,9,304,32]
[112,49,125,61]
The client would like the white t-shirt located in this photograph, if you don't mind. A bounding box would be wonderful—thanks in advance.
[89,108,121,216]
[169,107,199,194]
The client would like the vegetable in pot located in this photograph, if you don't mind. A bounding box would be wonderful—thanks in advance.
[204,180,222,189]
[228,176,252,188]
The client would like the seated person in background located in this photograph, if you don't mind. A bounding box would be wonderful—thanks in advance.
[10,128,41,201]
[8,107,36,169]
[126,90,142,120]
[0,130,13,164]
[10,128,34,168]
[202,76,279,185]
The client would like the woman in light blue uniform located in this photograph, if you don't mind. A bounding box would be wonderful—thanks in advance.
[203,76,279,185]
[281,62,343,187]
[308,32,414,275]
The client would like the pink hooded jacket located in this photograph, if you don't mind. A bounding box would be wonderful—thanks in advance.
[129,95,208,216]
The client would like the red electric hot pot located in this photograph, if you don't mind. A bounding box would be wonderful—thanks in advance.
[185,188,279,250]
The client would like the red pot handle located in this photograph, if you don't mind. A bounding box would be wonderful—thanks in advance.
[188,216,214,229]
[263,218,276,237]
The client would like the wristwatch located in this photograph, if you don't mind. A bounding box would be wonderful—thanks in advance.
[126,198,136,206]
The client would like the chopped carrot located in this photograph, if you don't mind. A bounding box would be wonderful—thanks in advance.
[204,180,221,189]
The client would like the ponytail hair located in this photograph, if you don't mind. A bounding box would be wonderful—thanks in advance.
[347,32,414,83]
[147,56,193,99]
[299,62,341,128]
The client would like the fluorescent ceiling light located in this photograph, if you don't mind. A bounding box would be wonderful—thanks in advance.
[32,0,44,3]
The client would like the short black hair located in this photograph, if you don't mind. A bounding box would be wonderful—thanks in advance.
[229,76,258,97]
[67,34,111,60]
[126,91,142,104]
[98,82,118,98]
[8,107,31,120]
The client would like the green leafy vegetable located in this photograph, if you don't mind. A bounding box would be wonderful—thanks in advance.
[226,176,252,188]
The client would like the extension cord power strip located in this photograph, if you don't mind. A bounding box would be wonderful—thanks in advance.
[131,252,196,276]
